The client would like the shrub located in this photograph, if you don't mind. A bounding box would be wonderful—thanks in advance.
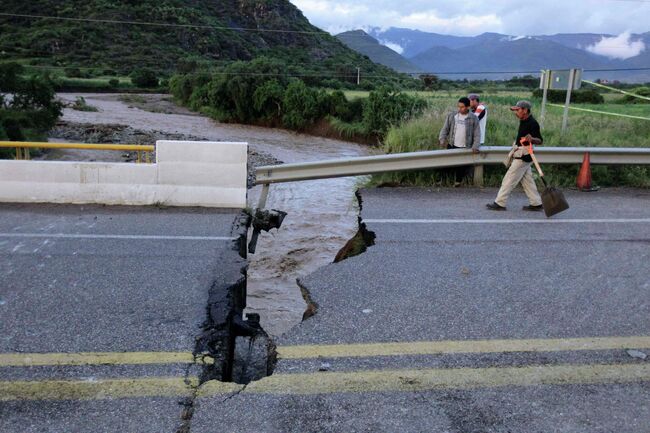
[531,88,604,104]
[71,96,98,112]
[0,63,63,159]
[253,79,285,121]
[362,87,428,136]
[282,80,323,130]
[130,68,159,88]
[622,87,650,104]
[108,78,120,88]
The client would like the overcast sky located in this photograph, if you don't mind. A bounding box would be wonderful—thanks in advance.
[290,0,650,37]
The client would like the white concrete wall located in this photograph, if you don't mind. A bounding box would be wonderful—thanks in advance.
[0,141,248,208]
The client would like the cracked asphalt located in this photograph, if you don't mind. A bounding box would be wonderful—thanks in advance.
[190,187,650,433]
[0,203,246,433]
[2,188,649,433]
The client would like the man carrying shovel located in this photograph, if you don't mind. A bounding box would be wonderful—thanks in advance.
[486,100,543,211]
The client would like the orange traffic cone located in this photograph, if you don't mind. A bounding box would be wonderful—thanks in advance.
[576,152,599,192]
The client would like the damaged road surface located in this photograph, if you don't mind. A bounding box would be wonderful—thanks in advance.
[0,203,273,433]
[188,187,650,433]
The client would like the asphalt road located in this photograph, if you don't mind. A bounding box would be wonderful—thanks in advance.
[190,187,650,433]
[2,188,649,433]
[0,203,246,433]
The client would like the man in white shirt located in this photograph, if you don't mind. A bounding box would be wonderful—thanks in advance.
[468,93,487,145]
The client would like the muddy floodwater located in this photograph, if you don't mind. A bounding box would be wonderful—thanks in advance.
[54,93,373,336]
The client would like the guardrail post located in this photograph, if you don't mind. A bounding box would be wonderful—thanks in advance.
[473,164,484,187]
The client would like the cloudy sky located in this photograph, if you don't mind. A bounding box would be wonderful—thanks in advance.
[290,0,650,37]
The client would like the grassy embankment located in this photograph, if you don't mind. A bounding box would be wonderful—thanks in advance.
[356,91,650,188]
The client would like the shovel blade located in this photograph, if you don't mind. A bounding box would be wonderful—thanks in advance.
[541,186,569,217]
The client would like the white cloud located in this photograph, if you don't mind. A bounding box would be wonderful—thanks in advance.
[397,11,502,34]
[381,41,404,54]
[290,0,650,36]
[586,32,646,60]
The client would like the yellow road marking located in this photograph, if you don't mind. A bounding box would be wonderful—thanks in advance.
[227,363,650,396]
[4,363,647,401]
[1,336,648,368]
[0,352,211,367]
[277,336,650,359]
[0,377,242,401]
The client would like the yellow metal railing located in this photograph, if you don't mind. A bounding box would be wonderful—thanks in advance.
[0,141,156,163]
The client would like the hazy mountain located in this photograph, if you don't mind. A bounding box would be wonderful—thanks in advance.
[366,27,476,57]
[410,38,614,76]
[335,30,419,72]
[355,27,650,81]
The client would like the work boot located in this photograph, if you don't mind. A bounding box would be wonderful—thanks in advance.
[486,202,506,211]
[522,204,543,211]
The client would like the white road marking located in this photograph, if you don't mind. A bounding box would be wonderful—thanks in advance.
[365,218,650,224]
[0,233,237,241]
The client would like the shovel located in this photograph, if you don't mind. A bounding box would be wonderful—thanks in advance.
[526,141,570,217]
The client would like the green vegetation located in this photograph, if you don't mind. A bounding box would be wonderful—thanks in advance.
[0,63,62,158]
[70,96,98,112]
[170,57,426,140]
[531,88,605,104]
[130,68,159,88]
[620,87,650,105]
[373,92,650,188]
[0,0,415,91]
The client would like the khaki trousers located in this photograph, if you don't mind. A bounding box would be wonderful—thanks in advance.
[495,158,542,207]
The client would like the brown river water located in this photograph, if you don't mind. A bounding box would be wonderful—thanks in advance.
[53,94,373,337]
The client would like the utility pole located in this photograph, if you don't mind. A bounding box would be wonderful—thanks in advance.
[539,70,551,129]
[357,67,360,86]
[561,68,577,135]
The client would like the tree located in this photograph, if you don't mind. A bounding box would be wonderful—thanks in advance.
[282,80,322,130]
[253,80,285,121]
[130,68,159,88]
[0,63,63,158]
[420,74,440,91]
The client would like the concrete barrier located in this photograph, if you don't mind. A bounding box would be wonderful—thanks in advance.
[0,141,248,208]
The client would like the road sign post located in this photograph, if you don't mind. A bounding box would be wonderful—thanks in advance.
[539,69,582,134]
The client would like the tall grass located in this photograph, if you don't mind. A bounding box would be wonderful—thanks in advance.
[374,95,650,188]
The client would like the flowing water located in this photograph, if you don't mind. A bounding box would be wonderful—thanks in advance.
[55,93,373,336]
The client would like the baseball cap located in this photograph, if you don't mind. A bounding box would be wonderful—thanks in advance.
[510,100,531,111]
[468,93,480,101]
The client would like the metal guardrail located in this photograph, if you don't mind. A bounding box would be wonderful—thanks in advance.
[0,141,155,163]
[247,145,650,253]
[255,146,650,187]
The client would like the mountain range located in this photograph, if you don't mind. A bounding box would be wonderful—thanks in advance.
[336,28,650,82]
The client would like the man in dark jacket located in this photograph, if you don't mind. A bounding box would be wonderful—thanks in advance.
[486,100,543,211]
[439,97,481,183]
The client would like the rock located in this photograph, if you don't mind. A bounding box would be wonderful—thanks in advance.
[232,333,277,384]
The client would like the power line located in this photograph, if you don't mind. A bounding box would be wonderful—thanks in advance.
[15,64,650,78]
[0,12,332,36]
[1,12,648,51]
